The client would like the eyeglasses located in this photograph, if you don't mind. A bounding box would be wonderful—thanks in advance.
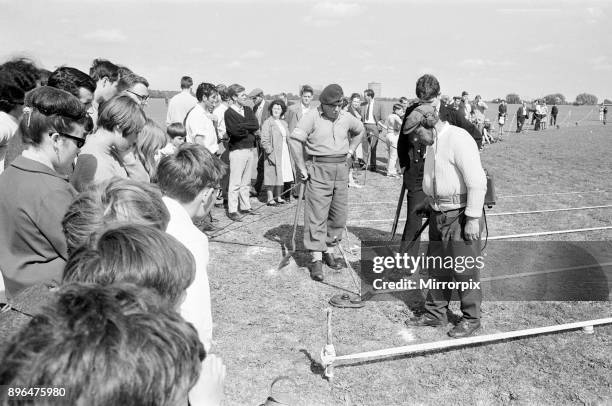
[126,90,150,103]
[55,131,86,148]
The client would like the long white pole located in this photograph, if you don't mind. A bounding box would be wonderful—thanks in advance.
[332,318,612,363]
[487,226,612,240]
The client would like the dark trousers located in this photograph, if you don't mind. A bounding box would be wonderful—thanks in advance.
[550,114,557,126]
[424,209,483,321]
[253,141,265,193]
[362,123,379,169]
[400,189,427,257]
[516,117,525,132]
[220,141,230,199]
[303,161,348,251]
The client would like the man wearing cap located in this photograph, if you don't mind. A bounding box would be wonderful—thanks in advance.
[249,88,270,196]
[289,84,365,281]
[403,100,487,338]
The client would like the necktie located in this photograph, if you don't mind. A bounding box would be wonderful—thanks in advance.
[366,102,371,122]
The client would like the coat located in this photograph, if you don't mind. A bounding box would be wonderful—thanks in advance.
[360,100,384,124]
[260,117,292,186]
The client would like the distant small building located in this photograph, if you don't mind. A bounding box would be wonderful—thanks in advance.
[368,82,382,98]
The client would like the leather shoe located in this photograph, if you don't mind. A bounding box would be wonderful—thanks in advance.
[309,260,324,281]
[240,209,260,216]
[323,252,343,270]
[405,314,448,327]
[448,319,481,338]
[228,212,242,222]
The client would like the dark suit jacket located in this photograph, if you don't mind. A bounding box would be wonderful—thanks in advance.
[285,103,309,134]
[254,100,271,127]
[360,99,384,125]
[439,104,482,148]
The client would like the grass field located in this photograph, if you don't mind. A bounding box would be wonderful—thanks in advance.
[148,100,612,405]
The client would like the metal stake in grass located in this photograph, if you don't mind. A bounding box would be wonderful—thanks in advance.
[277,182,305,272]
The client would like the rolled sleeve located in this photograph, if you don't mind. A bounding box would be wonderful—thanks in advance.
[291,112,314,143]
[454,133,487,217]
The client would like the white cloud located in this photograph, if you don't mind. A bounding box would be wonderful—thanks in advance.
[84,28,127,43]
[459,58,515,69]
[591,56,612,71]
[312,1,364,17]
[227,60,242,69]
[242,49,264,59]
[528,44,554,53]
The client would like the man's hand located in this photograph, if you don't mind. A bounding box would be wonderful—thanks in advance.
[464,217,481,241]
[298,166,309,182]
[346,151,354,167]
[190,354,226,406]
[412,197,430,217]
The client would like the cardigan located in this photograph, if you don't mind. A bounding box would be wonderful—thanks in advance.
[224,105,259,151]
[0,156,76,298]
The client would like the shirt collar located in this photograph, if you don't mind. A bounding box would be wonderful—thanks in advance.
[230,104,244,115]
[162,196,194,226]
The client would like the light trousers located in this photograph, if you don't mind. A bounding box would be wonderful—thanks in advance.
[385,132,399,175]
[228,148,255,213]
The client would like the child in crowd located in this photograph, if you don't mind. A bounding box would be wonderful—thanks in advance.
[157,122,186,158]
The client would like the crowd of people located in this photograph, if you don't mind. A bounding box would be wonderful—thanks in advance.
[0,55,507,404]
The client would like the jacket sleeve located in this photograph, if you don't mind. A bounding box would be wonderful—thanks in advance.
[224,109,246,140]
[260,119,273,155]
[241,107,260,131]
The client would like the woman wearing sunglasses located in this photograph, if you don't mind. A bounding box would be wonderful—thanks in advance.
[0,86,88,298]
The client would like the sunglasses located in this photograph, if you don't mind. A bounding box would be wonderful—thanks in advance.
[126,90,150,103]
[55,131,86,148]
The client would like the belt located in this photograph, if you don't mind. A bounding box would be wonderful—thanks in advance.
[308,155,346,163]
[428,193,468,205]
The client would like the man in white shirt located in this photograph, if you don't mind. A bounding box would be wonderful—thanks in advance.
[166,76,197,126]
[404,102,487,339]
[185,82,219,154]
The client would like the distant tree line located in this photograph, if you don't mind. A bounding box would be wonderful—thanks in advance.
[503,92,600,105]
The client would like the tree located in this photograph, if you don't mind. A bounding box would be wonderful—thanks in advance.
[543,93,566,105]
[506,93,521,104]
[604,98,611,105]
[575,93,598,105]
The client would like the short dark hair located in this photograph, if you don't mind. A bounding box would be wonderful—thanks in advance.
[415,74,440,101]
[89,58,120,82]
[97,95,146,139]
[167,122,187,139]
[350,93,361,102]
[268,99,287,116]
[195,82,218,102]
[116,73,149,93]
[47,66,96,96]
[341,97,350,109]
[62,178,170,255]
[20,86,88,146]
[393,103,403,112]
[180,76,193,89]
[157,143,227,203]
[0,58,40,112]
[300,85,314,96]
[63,224,195,306]
[38,68,52,86]
[364,89,375,98]
[399,97,409,104]
[0,282,202,406]
[227,83,245,99]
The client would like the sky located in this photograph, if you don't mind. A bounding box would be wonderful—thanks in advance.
[1,0,610,101]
